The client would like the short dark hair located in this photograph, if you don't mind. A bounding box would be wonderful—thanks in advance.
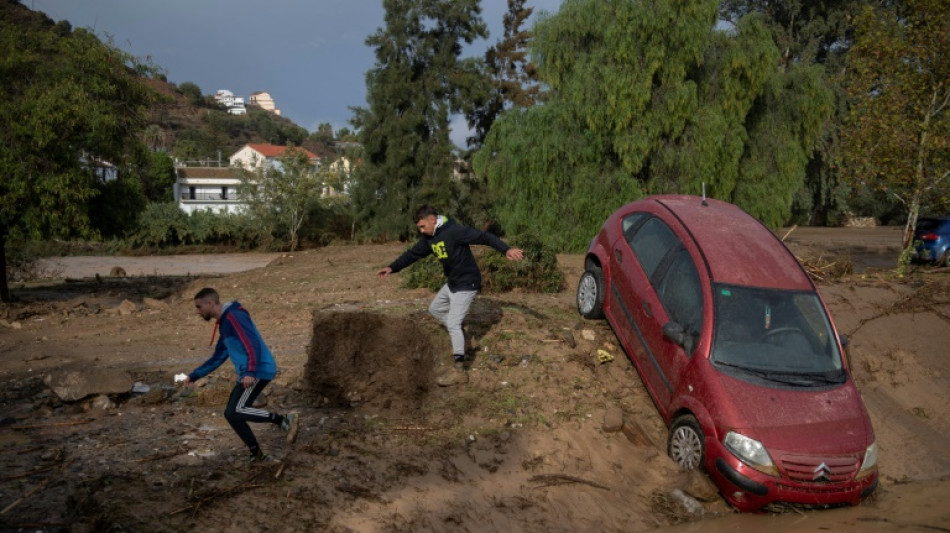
[414,205,438,222]
[194,287,220,303]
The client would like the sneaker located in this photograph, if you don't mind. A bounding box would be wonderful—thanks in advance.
[282,412,300,443]
[247,451,273,465]
[436,361,468,387]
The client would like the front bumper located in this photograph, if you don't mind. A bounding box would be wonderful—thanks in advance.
[707,445,878,512]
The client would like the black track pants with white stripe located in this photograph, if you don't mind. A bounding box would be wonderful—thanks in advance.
[224,378,276,452]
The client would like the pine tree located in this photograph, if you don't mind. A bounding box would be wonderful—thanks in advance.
[351,0,487,240]
[467,0,542,147]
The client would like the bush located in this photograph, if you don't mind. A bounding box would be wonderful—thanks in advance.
[400,232,565,294]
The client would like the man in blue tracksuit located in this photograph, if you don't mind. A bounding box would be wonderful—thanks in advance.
[377,205,524,386]
[183,287,298,462]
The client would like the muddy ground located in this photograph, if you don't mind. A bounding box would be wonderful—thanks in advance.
[1,227,948,532]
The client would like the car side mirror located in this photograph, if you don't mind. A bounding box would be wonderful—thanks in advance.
[839,333,849,348]
[663,321,686,347]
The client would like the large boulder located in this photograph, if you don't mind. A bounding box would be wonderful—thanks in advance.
[44,368,132,402]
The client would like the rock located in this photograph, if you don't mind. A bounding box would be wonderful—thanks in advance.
[603,407,624,432]
[89,394,115,410]
[683,470,720,503]
[44,368,132,402]
[581,329,596,341]
[115,300,137,316]
[109,266,127,277]
[131,382,150,394]
[620,417,655,448]
[561,329,577,348]
[142,297,169,310]
[670,488,705,516]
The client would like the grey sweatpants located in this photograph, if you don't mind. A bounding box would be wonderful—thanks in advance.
[428,284,477,357]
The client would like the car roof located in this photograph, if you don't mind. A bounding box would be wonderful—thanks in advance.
[648,195,813,290]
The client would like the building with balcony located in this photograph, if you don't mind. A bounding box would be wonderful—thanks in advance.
[173,166,244,215]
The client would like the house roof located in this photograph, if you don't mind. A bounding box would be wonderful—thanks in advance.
[177,167,240,179]
[244,143,318,160]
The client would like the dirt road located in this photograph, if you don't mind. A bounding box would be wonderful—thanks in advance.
[1,230,948,532]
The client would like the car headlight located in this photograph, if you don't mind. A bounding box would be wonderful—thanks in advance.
[724,431,778,476]
[857,441,878,479]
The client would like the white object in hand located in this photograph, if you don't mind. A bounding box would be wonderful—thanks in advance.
[174,373,188,383]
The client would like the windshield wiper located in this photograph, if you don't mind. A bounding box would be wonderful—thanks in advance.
[714,360,845,386]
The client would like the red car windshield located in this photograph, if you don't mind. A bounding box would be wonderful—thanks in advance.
[711,284,844,383]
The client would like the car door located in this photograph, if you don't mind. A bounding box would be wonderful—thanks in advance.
[651,247,703,406]
[609,215,679,409]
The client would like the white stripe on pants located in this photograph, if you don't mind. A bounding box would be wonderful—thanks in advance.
[428,284,477,357]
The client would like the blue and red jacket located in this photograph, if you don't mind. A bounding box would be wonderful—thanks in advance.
[188,301,277,382]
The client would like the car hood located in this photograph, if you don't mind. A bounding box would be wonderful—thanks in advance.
[716,376,873,455]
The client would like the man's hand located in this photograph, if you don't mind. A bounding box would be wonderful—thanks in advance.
[377,266,393,279]
[506,248,525,261]
[241,375,255,389]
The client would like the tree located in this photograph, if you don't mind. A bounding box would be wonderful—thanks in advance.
[0,5,154,301]
[719,0,867,225]
[350,0,488,240]
[473,0,832,251]
[178,81,203,105]
[466,0,542,147]
[140,151,177,203]
[238,148,321,251]
[311,122,335,144]
[839,0,950,251]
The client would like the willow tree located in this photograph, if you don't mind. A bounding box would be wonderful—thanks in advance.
[0,5,153,301]
[351,0,488,240]
[720,0,868,225]
[473,0,832,250]
[839,0,950,250]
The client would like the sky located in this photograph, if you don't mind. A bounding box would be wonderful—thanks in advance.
[25,0,564,147]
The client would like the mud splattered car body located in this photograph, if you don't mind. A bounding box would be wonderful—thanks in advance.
[576,195,878,511]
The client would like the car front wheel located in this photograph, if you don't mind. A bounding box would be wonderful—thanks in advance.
[668,415,705,471]
[577,267,605,319]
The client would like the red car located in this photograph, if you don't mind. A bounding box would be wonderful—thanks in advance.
[576,195,878,511]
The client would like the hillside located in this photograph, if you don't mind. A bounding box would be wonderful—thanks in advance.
[2,0,334,162]
[142,77,336,161]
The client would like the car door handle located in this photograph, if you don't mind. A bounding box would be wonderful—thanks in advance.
[614,248,623,263]
[642,301,653,318]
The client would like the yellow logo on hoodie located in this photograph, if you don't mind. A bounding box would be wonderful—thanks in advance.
[431,241,447,259]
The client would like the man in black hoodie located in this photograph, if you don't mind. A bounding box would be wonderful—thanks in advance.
[377,205,524,386]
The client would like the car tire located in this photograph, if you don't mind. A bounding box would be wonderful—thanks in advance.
[577,266,605,319]
[668,415,705,471]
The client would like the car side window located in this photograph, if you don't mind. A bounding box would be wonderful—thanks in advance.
[628,217,679,279]
[656,248,703,356]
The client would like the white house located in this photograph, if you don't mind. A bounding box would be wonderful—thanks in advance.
[229,143,319,172]
[173,166,244,214]
[213,89,246,115]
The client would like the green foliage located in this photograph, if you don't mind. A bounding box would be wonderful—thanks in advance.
[351,0,488,240]
[178,81,203,105]
[238,148,322,251]
[719,1,866,225]
[0,4,155,300]
[466,0,542,147]
[474,0,832,251]
[140,151,177,202]
[127,202,265,249]
[89,176,147,238]
[839,0,950,249]
[400,233,564,294]
[480,233,564,293]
